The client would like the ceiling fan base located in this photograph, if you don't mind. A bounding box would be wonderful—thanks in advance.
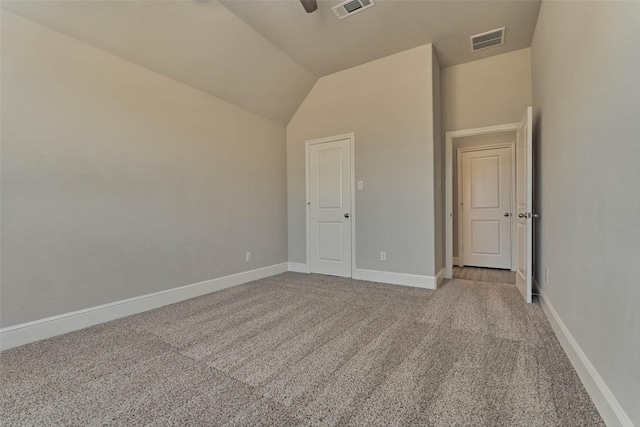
[300,0,318,13]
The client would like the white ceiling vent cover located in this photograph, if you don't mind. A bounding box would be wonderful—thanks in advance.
[332,0,375,20]
[470,27,505,52]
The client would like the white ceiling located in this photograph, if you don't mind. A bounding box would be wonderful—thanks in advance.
[1,0,541,124]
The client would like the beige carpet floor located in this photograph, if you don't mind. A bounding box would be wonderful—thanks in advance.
[1,272,603,426]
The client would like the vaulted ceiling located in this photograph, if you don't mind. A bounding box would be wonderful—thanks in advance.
[222,0,541,75]
[1,0,541,125]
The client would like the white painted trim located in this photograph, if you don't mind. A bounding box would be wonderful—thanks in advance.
[509,142,517,272]
[538,289,633,427]
[305,133,356,277]
[446,134,453,278]
[456,142,516,270]
[445,123,520,279]
[0,263,288,351]
[456,147,464,265]
[288,262,310,274]
[353,269,437,290]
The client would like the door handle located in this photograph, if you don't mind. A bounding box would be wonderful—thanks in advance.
[504,212,510,217]
[344,213,350,218]
[518,212,538,219]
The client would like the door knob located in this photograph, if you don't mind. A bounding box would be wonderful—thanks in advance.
[518,213,526,218]
[344,213,350,218]
[504,212,510,217]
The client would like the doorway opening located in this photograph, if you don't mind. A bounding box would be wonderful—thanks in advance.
[445,108,534,304]
[445,122,520,280]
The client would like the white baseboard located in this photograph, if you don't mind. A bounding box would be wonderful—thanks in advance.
[288,264,439,290]
[288,262,310,274]
[0,263,288,351]
[538,289,633,427]
[452,257,460,266]
[353,268,437,290]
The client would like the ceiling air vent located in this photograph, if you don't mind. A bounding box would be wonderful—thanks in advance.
[470,27,505,52]
[332,0,375,20]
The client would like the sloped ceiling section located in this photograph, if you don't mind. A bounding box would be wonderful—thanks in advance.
[1,0,318,125]
[221,0,541,75]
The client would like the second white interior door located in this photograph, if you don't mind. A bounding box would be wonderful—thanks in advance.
[462,147,512,269]
[308,138,352,277]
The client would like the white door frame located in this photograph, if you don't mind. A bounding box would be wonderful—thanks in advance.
[305,133,356,277]
[445,123,519,279]
[457,143,516,271]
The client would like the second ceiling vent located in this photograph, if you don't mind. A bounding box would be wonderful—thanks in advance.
[332,0,375,20]
[470,27,505,52]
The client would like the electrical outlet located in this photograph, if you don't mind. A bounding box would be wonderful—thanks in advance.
[246,252,252,262]
[380,251,386,261]
[545,268,549,283]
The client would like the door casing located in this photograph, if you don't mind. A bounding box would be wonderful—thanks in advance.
[445,123,521,279]
[305,133,356,277]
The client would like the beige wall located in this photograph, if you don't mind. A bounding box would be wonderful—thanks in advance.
[442,48,532,132]
[287,45,437,276]
[532,1,640,425]
[1,11,288,327]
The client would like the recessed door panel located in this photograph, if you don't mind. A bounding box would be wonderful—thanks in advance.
[471,156,501,209]
[471,220,501,254]
[317,222,343,261]
[317,149,343,209]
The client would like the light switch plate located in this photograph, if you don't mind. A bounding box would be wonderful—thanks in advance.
[357,180,364,190]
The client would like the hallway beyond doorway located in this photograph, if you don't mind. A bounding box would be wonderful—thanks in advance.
[453,266,516,285]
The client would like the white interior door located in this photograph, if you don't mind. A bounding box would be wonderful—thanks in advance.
[516,107,534,303]
[308,138,352,277]
[462,147,512,269]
